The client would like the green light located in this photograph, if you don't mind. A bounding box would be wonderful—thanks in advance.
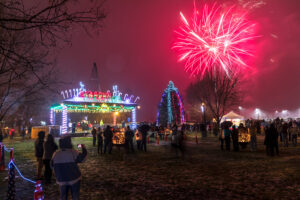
[51,103,135,113]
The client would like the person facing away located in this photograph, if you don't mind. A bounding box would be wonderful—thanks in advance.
[51,136,87,200]
[171,125,185,157]
[35,131,45,179]
[289,122,298,146]
[224,125,231,151]
[139,124,150,152]
[0,129,3,143]
[43,134,58,184]
[265,123,279,156]
[125,126,135,153]
[97,127,104,154]
[171,124,178,147]
[249,122,257,151]
[231,125,239,152]
[282,122,289,147]
[91,127,97,147]
[135,130,142,150]
[104,125,113,154]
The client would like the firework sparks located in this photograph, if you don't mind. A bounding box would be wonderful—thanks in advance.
[173,3,258,77]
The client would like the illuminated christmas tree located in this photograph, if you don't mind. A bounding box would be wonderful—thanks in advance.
[156,81,185,127]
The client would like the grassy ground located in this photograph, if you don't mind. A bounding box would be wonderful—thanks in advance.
[0,134,300,200]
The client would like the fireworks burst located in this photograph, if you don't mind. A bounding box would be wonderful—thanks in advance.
[173,3,258,77]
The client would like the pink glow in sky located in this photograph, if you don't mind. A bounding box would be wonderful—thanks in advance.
[56,0,300,121]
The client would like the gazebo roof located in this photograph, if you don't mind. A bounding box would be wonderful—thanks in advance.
[52,82,139,113]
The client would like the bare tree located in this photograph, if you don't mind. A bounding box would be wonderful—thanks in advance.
[0,0,106,122]
[186,69,241,127]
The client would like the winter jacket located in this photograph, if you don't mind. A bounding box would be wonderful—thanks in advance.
[289,127,298,136]
[51,148,87,186]
[35,140,44,158]
[249,126,257,137]
[97,132,103,142]
[224,129,231,137]
[43,141,58,160]
[104,129,113,142]
[125,130,134,141]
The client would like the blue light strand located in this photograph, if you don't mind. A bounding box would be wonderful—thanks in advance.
[4,146,11,152]
[157,81,185,126]
[8,161,36,184]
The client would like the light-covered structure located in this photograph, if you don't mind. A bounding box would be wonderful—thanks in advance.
[50,82,139,134]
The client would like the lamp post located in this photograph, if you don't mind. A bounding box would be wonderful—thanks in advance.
[201,103,206,124]
[255,108,260,120]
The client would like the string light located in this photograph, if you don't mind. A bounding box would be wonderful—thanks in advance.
[50,109,54,125]
[132,108,137,129]
[61,105,68,134]
[8,161,35,184]
[157,81,185,125]
[51,104,136,113]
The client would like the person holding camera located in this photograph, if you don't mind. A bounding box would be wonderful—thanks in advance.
[51,136,87,200]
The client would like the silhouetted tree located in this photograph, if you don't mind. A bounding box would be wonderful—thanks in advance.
[0,0,106,121]
[186,69,241,127]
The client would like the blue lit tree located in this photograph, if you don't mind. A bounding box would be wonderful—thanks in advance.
[157,81,185,127]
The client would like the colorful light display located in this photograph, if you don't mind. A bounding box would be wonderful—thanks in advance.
[173,3,257,77]
[52,82,139,134]
[157,81,185,126]
[61,83,139,105]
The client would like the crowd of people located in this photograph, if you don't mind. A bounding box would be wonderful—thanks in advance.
[218,118,299,156]
[0,117,297,199]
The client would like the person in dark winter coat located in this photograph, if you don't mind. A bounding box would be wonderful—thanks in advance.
[171,124,185,157]
[125,126,135,153]
[231,125,239,152]
[51,136,87,200]
[224,125,231,151]
[249,122,257,151]
[289,122,298,146]
[35,131,45,179]
[265,124,279,156]
[139,124,150,152]
[0,130,3,143]
[282,123,289,147]
[91,127,97,147]
[43,134,58,183]
[104,126,113,154]
[97,127,104,154]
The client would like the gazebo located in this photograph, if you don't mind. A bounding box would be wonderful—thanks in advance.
[50,82,139,134]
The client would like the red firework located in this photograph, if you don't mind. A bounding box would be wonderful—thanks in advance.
[173,3,258,77]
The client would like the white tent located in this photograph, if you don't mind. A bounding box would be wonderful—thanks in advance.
[221,111,245,125]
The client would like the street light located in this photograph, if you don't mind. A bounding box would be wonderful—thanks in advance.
[201,103,206,124]
[282,110,288,119]
[255,108,261,119]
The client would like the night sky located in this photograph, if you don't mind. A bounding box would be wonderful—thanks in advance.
[57,0,300,121]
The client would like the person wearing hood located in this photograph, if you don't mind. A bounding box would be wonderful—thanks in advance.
[51,136,87,200]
